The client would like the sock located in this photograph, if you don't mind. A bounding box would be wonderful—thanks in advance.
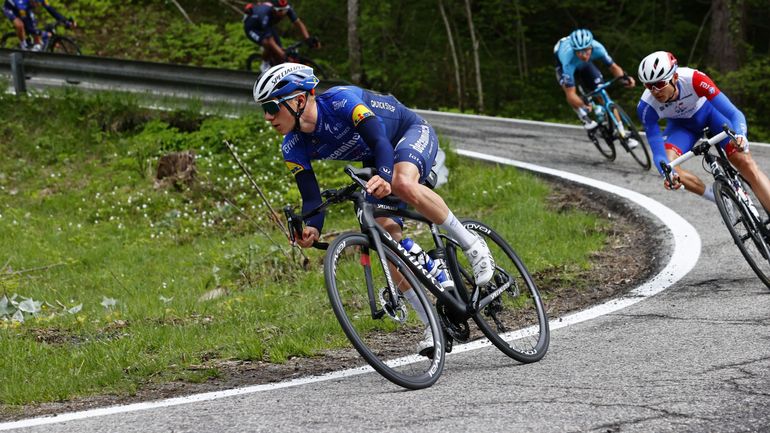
[403,288,429,324]
[702,185,715,203]
[439,210,476,249]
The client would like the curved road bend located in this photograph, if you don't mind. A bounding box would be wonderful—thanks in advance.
[6,112,770,432]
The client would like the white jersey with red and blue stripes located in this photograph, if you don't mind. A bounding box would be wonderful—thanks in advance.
[637,67,748,175]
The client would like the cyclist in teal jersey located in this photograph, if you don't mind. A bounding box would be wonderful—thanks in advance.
[253,63,497,355]
[554,29,636,135]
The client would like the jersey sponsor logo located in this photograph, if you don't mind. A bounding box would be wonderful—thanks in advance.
[369,100,396,112]
[351,104,374,126]
[326,133,361,160]
[282,134,300,154]
[285,161,304,174]
[409,125,431,153]
[332,99,348,111]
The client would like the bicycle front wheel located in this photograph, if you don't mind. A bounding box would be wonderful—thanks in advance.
[324,232,445,389]
[714,180,770,289]
[48,36,80,55]
[449,220,549,363]
[615,104,651,170]
[1,32,18,49]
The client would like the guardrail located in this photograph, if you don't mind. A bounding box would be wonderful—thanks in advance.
[0,48,345,103]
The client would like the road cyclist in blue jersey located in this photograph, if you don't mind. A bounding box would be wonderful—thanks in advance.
[554,28,639,148]
[2,0,73,50]
[243,0,319,73]
[636,51,770,211]
[252,63,496,355]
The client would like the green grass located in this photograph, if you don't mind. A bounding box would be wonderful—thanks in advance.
[0,89,607,406]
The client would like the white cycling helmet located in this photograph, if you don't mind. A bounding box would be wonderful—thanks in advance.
[638,51,678,84]
[252,62,318,103]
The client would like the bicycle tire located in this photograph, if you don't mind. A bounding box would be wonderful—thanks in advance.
[589,123,616,161]
[47,36,80,55]
[614,104,652,170]
[1,32,17,49]
[448,220,549,363]
[245,53,262,72]
[324,232,446,389]
[713,180,770,289]
[293,55,327,80]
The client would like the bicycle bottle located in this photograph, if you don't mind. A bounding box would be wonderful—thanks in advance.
[400,237,455,289]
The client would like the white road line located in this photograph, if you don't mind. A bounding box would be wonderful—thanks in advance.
[0,152,700,431]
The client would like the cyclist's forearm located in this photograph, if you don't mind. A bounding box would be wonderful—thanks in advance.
[295,169,325,231]
[358,117,394,183]
[43,4,66,23]
[608,63,625,78]
[294,19,310,40]
[711,93,748,137]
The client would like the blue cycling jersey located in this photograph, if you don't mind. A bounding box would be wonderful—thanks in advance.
[283,86,423,176]
[554,38,614,88]
[2,0,65,35]
[283,85,438,231]
[243,3,298,45]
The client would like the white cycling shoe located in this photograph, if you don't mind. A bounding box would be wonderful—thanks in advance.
[417,326,434,358]
[626,138,640,149]
[464,233,495,286]
[583,120,598,131]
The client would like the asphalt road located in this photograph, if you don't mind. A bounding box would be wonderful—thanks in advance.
[8,111,770,433]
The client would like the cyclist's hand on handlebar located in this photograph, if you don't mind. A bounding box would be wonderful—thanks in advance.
[64,18,77,29]
[732,134,749,153]
[296,226,320,248]
[621,75,635,88]
[664,172,683,190]
[366,175,392,199]
[305,36,321,49]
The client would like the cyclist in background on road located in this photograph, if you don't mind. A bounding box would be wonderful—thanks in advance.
[636,51,770,210]
[554,28,637,146]
[243,0,320,73]
[2,0,74,50]
[253,63,496,355]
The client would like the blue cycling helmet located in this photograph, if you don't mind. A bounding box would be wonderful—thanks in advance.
[253,63,319,102]
[569,29,593,50]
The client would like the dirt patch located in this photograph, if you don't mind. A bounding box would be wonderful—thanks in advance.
[0,176,666,421]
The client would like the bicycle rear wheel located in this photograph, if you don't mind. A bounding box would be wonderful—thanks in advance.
[245,53,261,72]
[448,220,549,363]
[588,124,616,161]
[48,36,80,55]
[714,180,770,289]
[324,232,445,389]
[615,104,651,170]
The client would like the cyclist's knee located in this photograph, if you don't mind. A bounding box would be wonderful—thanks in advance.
[391,173,421,203]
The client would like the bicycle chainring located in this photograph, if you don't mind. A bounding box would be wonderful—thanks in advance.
[436,301,470,343]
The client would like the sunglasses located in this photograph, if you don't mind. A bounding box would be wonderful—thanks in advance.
[645,80,671,91]
[261,92,303,115]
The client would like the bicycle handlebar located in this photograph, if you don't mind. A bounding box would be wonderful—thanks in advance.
[660,125,736,186]
[283,165,372,250]
[583,75,628,98]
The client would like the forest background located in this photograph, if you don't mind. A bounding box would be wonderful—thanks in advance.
[54,0,770,140]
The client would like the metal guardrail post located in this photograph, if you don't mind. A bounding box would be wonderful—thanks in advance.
[10,52,26,94]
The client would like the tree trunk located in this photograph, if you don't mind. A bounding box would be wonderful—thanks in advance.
[463,0,484,112]
[347,0,363,84]
[438,0,463,110]
[708,0,746,73]
[513,0,528,79]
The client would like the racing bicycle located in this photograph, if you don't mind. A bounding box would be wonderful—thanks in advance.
[0,20,80,54]
[246,40,327,79]
[582,76,652,170]
[661,126,770,289]
[284,165,550,389]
